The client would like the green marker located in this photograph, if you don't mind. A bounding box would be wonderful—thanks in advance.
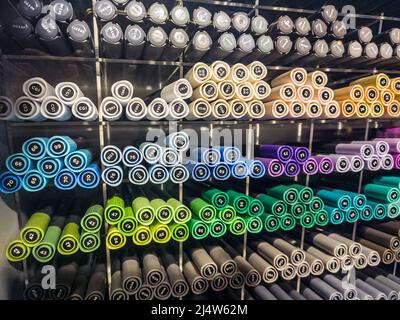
[217,205,236,224]
[256,194,287,217]
[117,207,137,236]
[266,185,299,205]
[315,210,329,227]
[201,188,229,209]
[226,190,250,214]
[151,198,174,224]
[247,197,264,217]
[244,216,263,234]
[188,219,209,240]
[385,202,400,219]
[210,219,227,238]
[289,203,307,219]
[21,211,51,247]
[299,213,315,229]
[373,176,400,188]
[150,223,171,244]
[7,238,30,262]
[170,223,189,242]
[290,184,314,204]
[229,217,246,235]
[105,196,125,225]
[32,225,62,263]
[279,214,296,231]
[132,226,152,246]
[167,198,191,224]
[80,231,100,253]
[80,204,103,233]
[364,183,400,203]
[106,226,126,250]
[57,222,80,255]
[189,198,216,223]
[309,197,324,213]
[262,214,281,232]
[132,197,155,226]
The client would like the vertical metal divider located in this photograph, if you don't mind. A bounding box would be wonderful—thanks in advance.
[295,120,314,292]
[91,0,112,291]
[178,53,184,300]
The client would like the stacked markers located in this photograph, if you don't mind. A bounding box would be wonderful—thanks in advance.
[259,184,328,230]
[255,144,314,177]
[100,132,190,187]
[373,138,400,169]
[184,184,265,239]
[265,68,336,120]
[0,136,100,193]
[100,78,192,121]
[184,61,272,121]
[187,146,266,181]
[5,1,94,57]
[6,201,104,263]
[0,78,98,122]
[332,74,400,119]
[23,256,107,301]
[313,139,394,173]
[104,186,191,249]
[317,179,400,226]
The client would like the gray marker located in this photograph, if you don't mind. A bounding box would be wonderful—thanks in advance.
[262,35,292,64]
[125,1,146,23]
[49,0,75,28]
[295,17,311,36]
[345,26,372,44]
[100,22,123,58]
[213,11,231,33]
[228,33,255,63]
[95,0,117,23]
[67,20,94,56]
[232,12,250,33]
[205,32,236,62]
[36,15,71,56]
[331,20,347,39]
[9,17,45,51]
[142,26,167,60]
[268,15,294,37]
[309,4,338,24]
[300,39,329,67]
[312,19,328,38]
[251,15,269,35]
[148,2,168,25]
[332,40,362,66]
[124,24,146,59]
[373,28,400,45]
[277,37,311,65]
[162,28,189,61]
[18,0,43,20]
[185,30,212,62]
[170,5,190,27]
[192,7,212,28]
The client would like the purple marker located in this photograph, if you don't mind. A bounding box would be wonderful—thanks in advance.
[313,155,334,174]
[259,145,293,163]
[373,138,400,153]
[394,154,400,169]
[381,128,400,137]
[351,140,389,157]
[255,157,284,177]
[293,147,310,164]
[364,155,381,171]
[341,155,364,172]
[326,154,351,173]
[381,154,394,170]
[302,157,319,175]
[336,143,374,160]
[284,160,300,177]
